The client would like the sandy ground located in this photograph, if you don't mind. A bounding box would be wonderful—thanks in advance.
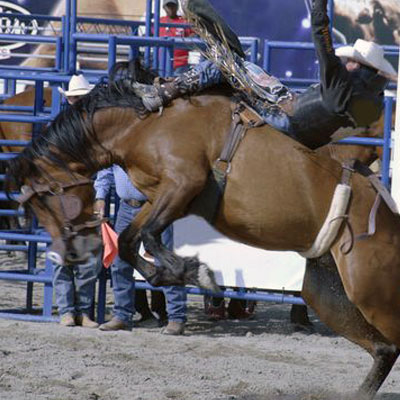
[1,252,400,400]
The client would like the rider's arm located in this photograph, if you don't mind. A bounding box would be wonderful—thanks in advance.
[311,0,352,112]
[311,0,348,85]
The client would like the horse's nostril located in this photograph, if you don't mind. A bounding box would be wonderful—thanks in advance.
[65,252,79,263]
[65,251,92,264]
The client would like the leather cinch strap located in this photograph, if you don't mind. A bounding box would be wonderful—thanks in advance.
[192,101,265,223]
[213,101,264,183]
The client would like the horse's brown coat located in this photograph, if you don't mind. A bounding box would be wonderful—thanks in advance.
[5,90,400,398]
[87,94,400,346]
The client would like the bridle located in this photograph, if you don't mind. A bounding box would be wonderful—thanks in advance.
[17,175,105,240]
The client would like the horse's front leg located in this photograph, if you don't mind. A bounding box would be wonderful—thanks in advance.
[139,175,219,291]
[118,193,219,292]
[118,202,161,282]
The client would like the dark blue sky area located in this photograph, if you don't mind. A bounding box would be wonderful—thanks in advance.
[5,0,318,78]
[211,0,319,79]
[212,0,311,41]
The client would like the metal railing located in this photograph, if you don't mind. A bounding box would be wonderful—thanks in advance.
[0,0,398,323]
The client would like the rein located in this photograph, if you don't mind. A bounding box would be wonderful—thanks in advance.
[18,176,105,239]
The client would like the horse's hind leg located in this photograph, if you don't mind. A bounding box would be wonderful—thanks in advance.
[359,344,399,399]
[302,253,399,399]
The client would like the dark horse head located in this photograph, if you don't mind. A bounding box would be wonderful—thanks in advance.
[4,59,155,265]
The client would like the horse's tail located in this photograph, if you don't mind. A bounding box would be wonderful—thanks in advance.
[109,58,158,85]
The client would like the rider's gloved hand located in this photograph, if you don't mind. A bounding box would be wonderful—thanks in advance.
[311,0,330,31]
[312,0,328,12]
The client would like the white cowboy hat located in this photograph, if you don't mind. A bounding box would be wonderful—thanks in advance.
[335,39,397,81]
[58,74,92,97]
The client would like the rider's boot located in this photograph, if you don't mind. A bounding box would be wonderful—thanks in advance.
[245,95,293,134]
[140,68,201,112]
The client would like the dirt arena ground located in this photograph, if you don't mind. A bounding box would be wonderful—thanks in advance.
[1,252,400,400]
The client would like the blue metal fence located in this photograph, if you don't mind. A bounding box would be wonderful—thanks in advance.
[0,0,397,322]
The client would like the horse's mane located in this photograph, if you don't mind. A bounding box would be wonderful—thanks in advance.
[5,59,155,192]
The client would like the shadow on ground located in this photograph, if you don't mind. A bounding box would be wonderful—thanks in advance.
[186,298,336,338]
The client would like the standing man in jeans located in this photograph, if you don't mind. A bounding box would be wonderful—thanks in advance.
[94,165,187,335]
[53,74,99,328]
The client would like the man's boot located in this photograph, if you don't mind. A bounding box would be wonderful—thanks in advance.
[161,321,185,335]
[99,317,132,331]
[139,69,201,112]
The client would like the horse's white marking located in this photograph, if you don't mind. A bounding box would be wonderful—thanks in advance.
[47,251,64,266]
[198,263,218,291]
[299,183,352,259]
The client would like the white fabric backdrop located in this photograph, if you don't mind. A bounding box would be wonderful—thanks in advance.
[173,216,306,291]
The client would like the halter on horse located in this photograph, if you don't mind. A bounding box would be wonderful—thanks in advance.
[5,60,400,399]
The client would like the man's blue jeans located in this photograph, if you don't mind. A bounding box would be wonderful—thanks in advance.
[53,255,98,316]
[111,200,187,324]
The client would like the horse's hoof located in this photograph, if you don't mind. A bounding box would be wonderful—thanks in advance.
[197,264,220,293]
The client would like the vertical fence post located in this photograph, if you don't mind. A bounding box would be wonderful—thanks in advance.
[250,39,258,64]
[96,267,108,324]
[166,43,173,77]
[390,47,400,207]
[108,36,117,73]
[382,96,393,188]
[4,79,16,97]
[55,37,63,71]
[69,0,77,73]
[263,40,270,72]
[63,9,70,72]
[145,0,153,67]
[42,256,54,318]
[159,46,166,77]
[152,0,161,72]
[51,85,61,118]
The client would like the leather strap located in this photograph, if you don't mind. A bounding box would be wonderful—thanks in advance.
[217,110,247,167]
[353,160,398,214]
[194,101,266,224]
[238,101,265,127]
[341,159,357,185]
[340,159,398,249]
[355,194,381,242]
[18,178,93,204]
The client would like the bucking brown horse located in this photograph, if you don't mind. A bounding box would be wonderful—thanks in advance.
[5,62,400,399]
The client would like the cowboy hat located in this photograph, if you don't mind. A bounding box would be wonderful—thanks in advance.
[163,0,178,6]
[58,74,92,97]
[335,39,397,81]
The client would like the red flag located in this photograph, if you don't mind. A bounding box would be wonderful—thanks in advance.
[101,222,118,269]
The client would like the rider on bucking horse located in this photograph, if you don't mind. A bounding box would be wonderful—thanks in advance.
[140,0,396,150]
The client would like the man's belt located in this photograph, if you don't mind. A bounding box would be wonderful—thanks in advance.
[124,199,146,208]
